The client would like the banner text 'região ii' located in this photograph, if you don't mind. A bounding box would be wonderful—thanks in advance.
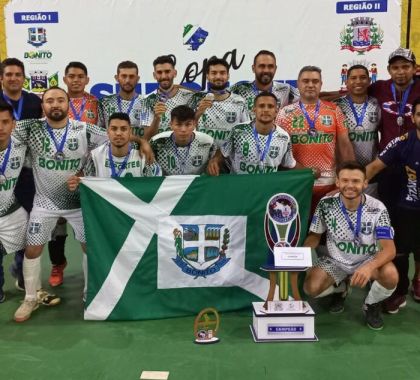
[80,171,313,321]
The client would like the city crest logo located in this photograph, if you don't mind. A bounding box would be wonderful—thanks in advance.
[27,27,47,47]
[340,17,383,55]
[183,24,209,51]
[10,157,21,169]
[172,223,230,278]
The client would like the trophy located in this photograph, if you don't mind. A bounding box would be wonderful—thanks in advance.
[193,307,220,344]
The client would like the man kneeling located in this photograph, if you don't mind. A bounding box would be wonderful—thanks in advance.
[303,161,398,330]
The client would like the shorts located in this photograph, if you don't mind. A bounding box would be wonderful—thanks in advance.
[0,207,28,253]
[27,206,85,246]
[314,255,374,285]
[394,206,420,256]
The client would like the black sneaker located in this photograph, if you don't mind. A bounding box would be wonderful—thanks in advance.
[364,302,384,330]
[329,292,346,314]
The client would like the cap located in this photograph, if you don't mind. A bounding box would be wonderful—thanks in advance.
[388,48,416,64]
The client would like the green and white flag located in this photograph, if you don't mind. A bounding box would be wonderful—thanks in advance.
[80,171,313,321]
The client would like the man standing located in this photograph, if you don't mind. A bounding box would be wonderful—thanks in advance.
[12,87,109,322]
[0,58,42,290]
[99,61,151,138]
[150,105,217,176]
[304,161,398,330]
[335,64,380,196]
[276,66,355,213]
[143,55,195,135]
[208,92,296,175]
[230,50,299,118]
[189,57,249,148]
[366,97,420,313]
[47,61,100,288]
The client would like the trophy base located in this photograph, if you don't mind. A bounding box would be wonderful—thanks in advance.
[194,337,220,345]
[251,302,318,342]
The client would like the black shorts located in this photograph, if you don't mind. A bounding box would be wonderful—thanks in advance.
[394,206,420,256]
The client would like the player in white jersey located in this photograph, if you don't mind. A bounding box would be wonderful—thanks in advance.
[303,161,398,330]
[188,57,249,148]
[150,105,217,176]
[11,87,110,322]
[230,50,299,118]
[334,65,381,197]
[208,92,297,175]
[143,55,195,134]
[0,103,28,302]
[67,112,161,192]
[98,61,151,138]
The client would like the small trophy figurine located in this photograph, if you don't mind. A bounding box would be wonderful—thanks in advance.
[193,307,220,344]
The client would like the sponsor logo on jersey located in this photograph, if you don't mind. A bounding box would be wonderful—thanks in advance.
[321,115,333,126]
[183,24,209,51]
[361,221,373,235]
[336,241,376,254]
[29,222,41,234]
[368,111,378,123]
[10,157,21,169]
[67,138,79,151]
[268,146,280,159]
[191,155,203,167]
[225,112,237,123]
[27,27,47,47]
[340,17,384,55]
[172,223,230,278]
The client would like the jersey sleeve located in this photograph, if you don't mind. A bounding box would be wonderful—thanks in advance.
[12,119,33,144]
[239,100,251,123]
[83,153,97,177]
[98,98,107,129]
[86,123,108,150]
[280,138,296,169]
[378,136,403,166]
[140,98,155,127]
[309,200,327,234]
[288,85,300,105]
[143,161,162,177]
[375,207,394,240]
[220,129,235,158]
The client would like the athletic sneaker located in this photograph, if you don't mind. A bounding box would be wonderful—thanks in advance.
[412,278,420,301]
[329,280,350,314]
[383,294,407,314]
[14,299,39,322]
[363,302,383,330]
[48,261,67,287]
[0,289,5,303]
[37,289,61,306]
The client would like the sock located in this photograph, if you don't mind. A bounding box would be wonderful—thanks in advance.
[365,281,396,305]
[315,282,346,298]
[82,254,88,298]
[23,256,41,301]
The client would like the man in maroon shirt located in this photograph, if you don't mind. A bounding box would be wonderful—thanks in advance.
[368,48,420,313]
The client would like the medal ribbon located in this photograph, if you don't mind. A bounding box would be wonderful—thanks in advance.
[299,100,321,134]
[339,195,363,243]
[108,143,132,178]
[117,94,137,115]
[391,83,413,119]
[346,96,368,127]
[252,123,274,165]
[46,121,69,156]
[2,94,23,120]
[0,139,12,177]
[69,97,87,121]
[171,133,193,174]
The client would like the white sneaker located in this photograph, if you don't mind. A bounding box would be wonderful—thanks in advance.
[14,299,39,322]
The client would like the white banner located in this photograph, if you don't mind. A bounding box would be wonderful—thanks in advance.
[5,0,401,95]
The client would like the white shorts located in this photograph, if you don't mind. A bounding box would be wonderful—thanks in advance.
[27,206,85,246]
[0,207,28,253]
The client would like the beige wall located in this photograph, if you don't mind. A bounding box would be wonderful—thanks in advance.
[1,1,419,63]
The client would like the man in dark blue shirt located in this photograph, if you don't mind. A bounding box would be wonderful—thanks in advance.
[367,97,420,313]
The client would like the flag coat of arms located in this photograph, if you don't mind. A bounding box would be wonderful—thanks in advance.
[80,171,313,320]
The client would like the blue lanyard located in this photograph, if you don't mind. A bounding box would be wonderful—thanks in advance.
[252,81,272,95]
[69,97,87,121]
[117,94,137,115]
[252,123,274,164]
[346,96,368,126]
[299,100,321,133]
[0,139,12,176]
[339,195,363,242]
[46,121,69,155]
[108,143,132,178]
[171,133,192,174]
[2,94,23,120]
[391,83,413,117]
